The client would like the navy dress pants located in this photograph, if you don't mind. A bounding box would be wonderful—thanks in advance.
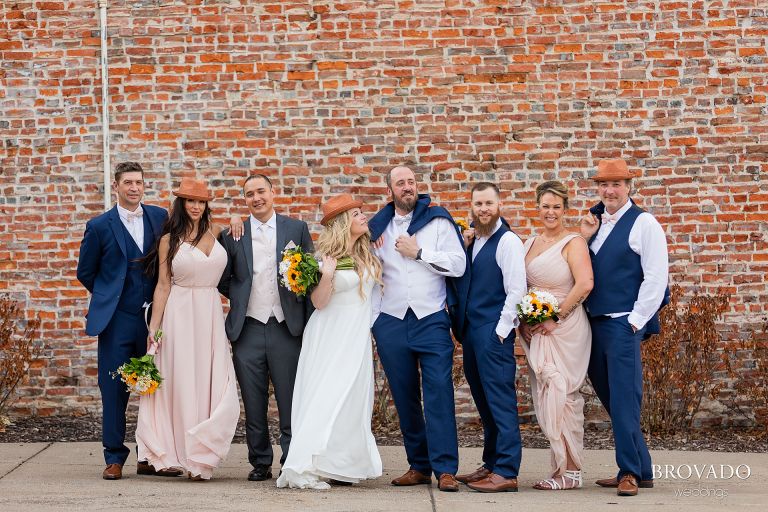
[372,309,458,478]
[97,309,147,465]
[587,315,652,481]
[462,321,522,478]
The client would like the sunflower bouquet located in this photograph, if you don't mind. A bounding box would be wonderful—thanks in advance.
[279,246,356,296]
[279,246,319,296]
[517,289,560,325]
[112,330,163,395]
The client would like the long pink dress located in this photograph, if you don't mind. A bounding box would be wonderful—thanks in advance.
[136,240,240,480]
[519,234,591,476]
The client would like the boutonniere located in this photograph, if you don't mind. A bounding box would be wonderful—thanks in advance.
[284,240,297,251]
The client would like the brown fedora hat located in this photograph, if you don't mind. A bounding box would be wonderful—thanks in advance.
[593,158,638,181]
[173,177,213,201]
[320,193,363,226]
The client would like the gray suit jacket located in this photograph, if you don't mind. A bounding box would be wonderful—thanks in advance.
[218,213,315,341]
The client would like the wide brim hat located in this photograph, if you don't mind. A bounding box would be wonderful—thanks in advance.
[320,193,363,226]
[593,158,638,181]
[173,177,213,201]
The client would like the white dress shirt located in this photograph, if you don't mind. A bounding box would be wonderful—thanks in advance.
[247,212,285,323]
[372,213,466,324]
[117,203,144,251]
[471,219,528,338]
[590,199,669,330]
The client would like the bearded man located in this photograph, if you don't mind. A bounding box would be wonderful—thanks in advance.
[449,182,527,493]
[368,165,467,492]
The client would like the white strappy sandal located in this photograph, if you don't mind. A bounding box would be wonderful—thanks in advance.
[533,469,583,490]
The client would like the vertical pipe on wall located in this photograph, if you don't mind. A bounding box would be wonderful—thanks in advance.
[99,0,111,210]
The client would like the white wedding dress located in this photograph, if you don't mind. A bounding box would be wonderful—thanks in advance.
[276,269,382,489]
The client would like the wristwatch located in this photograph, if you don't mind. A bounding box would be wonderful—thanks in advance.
[415,248,423,261]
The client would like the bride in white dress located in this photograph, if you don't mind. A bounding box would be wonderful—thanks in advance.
[276,194,383,490]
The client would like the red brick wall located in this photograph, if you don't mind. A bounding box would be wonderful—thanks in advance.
[2,1,766,424]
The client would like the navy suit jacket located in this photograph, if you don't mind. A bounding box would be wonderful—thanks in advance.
[76,204,167,336]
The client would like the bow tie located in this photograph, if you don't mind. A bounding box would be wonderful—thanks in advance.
[126,210,143,221]
[394,214,412,225]
[602,213,618,225]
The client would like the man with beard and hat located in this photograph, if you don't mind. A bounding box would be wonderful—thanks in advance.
[449,182,527,493]
[368,165,466,492]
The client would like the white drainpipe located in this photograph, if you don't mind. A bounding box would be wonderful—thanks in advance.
[99,0,111,209]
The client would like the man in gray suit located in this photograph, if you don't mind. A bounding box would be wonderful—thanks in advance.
[218,174,314,481]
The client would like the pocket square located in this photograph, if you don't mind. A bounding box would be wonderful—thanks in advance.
[284,240,297,251]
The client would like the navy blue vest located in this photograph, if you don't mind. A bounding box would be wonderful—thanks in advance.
[585,204,645,316]
[116,215,155,314]
[466,227,508,327]
[586,201,669,337]
[450,223,513,341]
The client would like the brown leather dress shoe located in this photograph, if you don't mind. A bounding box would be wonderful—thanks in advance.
[137,461,183,477]
[438,474,459,492]
[617,474,639,496]
[102,463,123,480]
[391,469,432,486]
[467,472,519,493]
[596,476,653,488]
[456,466,491,484]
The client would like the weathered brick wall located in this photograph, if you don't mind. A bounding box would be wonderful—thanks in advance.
[1,1,766,425]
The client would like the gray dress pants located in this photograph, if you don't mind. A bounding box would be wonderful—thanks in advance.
[232,316,302,468]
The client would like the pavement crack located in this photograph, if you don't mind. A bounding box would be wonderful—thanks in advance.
[0,442,53,480]
[428,483,437,512]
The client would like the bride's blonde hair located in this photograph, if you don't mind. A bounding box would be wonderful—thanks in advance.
[316,210,383,297]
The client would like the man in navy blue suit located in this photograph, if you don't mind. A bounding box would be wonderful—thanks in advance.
[76,162,173,480]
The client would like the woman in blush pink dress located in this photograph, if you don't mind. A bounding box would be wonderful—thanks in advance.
[519,181,594,490]
[136,178,240,481]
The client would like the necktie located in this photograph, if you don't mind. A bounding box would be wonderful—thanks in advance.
[255,224,269,244]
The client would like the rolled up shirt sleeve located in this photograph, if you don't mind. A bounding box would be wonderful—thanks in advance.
[628,213,669,330]
[417,217,467,277]
[495,232,528,338]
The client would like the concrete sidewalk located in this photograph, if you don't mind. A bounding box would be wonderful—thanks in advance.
[1,443,765,511]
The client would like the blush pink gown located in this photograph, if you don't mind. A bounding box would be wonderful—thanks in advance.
[136,240,240,479]
[519,234,592,477]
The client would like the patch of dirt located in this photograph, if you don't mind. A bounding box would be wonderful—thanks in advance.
[1,415,765,453]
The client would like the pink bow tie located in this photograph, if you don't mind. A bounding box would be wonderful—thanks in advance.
[602,213,618,225]
[126,210,143,221]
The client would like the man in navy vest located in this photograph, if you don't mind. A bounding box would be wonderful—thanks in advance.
[369,166,466,492]
[580,158,669,496]
[76,162,171,480]
[450,182,527,493]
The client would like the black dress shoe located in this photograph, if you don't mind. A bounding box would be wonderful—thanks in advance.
[248,465,273,481]
[329,479,353,486]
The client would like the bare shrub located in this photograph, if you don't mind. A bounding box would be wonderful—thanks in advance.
[641,285,729,434]
[0,295,42,430]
